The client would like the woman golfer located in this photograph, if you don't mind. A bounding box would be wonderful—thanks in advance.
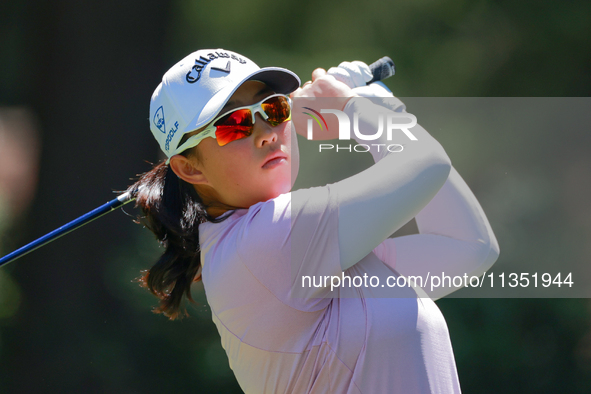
[130,48,499,393]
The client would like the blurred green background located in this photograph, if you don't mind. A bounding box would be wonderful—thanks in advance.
[1,0,590,392]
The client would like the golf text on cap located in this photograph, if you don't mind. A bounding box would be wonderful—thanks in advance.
[164,121,180,151]
[185,51,247,83]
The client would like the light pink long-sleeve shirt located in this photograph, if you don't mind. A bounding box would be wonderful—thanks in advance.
[198,98,499,393]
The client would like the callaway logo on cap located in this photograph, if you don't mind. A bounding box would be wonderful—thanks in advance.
[149,48,301,163]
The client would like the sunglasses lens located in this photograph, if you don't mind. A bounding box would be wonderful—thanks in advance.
[262,96,291,126]
[214,109,253,146]
[212,95,291,146]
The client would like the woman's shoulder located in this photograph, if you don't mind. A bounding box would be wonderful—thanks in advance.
[199,192,291,237]
[241,186,336,228]
[199,185,336,248]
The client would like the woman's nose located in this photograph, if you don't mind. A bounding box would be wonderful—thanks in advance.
[254,113,279,146]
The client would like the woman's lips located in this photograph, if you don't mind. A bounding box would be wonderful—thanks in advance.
[262,156,287,169]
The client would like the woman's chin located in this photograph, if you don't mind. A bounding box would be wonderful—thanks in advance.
[258,185,291,204]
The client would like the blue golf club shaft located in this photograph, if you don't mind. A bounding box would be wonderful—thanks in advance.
[0,191,135,268]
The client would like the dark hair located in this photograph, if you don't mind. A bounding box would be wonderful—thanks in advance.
[127,158,234,320]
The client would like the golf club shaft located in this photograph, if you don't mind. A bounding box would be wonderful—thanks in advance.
[0,191,135,268]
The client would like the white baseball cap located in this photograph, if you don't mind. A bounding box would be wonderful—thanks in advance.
[149,48,301,161]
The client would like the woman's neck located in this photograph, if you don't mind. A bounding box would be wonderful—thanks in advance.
[193,184,249,219]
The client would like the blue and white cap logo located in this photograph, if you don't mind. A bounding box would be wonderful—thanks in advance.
[153,106,166,134]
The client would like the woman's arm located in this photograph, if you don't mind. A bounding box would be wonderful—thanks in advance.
[324,65,499,287]
[333,97,452,271]
[291,71,451,273]
[373,165,500,300]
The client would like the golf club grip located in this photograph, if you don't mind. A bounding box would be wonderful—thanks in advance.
[367,56,395,84]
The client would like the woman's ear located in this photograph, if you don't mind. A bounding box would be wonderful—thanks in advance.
[169,155,209,185]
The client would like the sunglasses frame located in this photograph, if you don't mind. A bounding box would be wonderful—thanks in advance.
[171,93,292,158]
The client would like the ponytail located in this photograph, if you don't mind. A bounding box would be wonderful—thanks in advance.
[127,162,233,320]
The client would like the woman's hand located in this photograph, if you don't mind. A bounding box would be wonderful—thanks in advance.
[290,68,358,140]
